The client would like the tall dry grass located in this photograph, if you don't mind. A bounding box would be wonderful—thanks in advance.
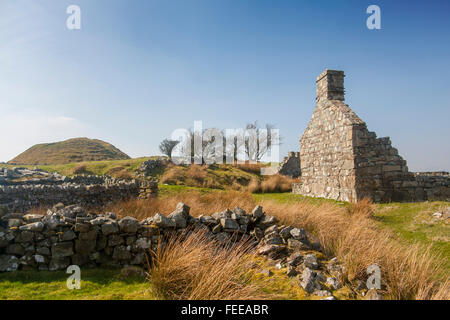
[247,174,298,193]
[104,191,449,300]
[104,190,255,221]
[160,164,206,186]
[148,229,271,300]
[259,198,449,300]
[236,162,265,175]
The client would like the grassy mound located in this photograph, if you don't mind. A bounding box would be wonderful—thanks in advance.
[8,137,130,165]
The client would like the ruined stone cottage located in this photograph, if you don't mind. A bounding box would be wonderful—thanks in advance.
[292,70,449,202]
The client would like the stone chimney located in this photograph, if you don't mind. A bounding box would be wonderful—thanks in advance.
[316,69,345,101]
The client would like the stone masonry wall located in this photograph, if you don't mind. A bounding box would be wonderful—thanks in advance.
[277,152,301,178]
[294,69,450,202]
[298,97,362,202]
[2,202,384,298]
[0,167,157,212]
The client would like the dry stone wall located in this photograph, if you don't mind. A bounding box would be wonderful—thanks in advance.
[294,70,450,202]
[0,202,358,298]
[0,167,157,212]
[277,152,301,178]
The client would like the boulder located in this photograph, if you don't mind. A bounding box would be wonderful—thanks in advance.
[36,246,51,256]
[173,202,190,217]
[135,237,151,250]
[51,242,74,258]
[23,214,44,223]
[90,216,108,226]
[326,277,342,290]
[19,222,44,232]
[113,246,132,260]
[75,239,96,254]
[0,255,19,272]
[287,252,303,267]
[153,213,176,228]
[15,231,34,243]
[199,215,217,225]
[251,206,264,220]
[118,216,140,233]
[257,215,278,228]
[167,211,187,229]
[257,244,285,256]
[220,218,239,231]
[304,254,319,269]
[79,230,97,241]
[33,254,46,264]
[290,228,307,241]
[7,219,22,228]
[6,243,25,256]
[42,214,64,230]
[300,268,322,293]
[101,220,119,235]
[287,238,310,251]
[279,226,293,240]
[60,230,76,241]
[108,234,124,246]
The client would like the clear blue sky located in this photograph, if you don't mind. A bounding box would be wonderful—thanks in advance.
[1,0,449,171]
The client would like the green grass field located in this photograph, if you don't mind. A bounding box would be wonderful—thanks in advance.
[1,157,159,178]
[0,269,152,300]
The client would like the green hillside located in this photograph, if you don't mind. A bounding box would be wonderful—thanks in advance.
[8,137,130,165]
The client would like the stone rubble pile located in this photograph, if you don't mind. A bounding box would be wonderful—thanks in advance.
[0,202,373,299]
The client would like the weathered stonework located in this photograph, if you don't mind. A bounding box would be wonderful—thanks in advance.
[277,152,301,178]
[0,167,158,212]
[294,69,450,202]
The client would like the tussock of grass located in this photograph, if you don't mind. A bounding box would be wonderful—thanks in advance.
[148,229,272,300]
[247,175,298,193]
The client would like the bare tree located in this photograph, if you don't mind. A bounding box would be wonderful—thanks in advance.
[178,128,221,164]
[244,121,281,162]
[174,122,280,164]
[159,139,180,159]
